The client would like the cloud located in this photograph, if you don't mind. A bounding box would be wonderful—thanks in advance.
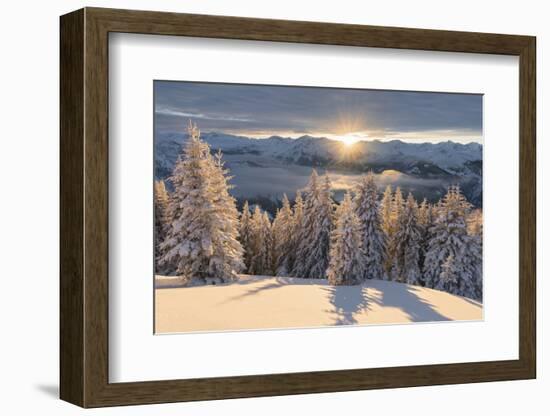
[154,81,483,143]
[155,106,252,122]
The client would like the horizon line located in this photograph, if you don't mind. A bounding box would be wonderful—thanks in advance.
[156,129,483,146]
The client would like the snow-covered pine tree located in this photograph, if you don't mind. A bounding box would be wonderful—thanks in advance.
[439,253,458,290]
[353,172,386,280]
[286,191,304,276]
[327,192,366,285]
[467,209,483,237]
[239,201,253,270]
[271,207,281,272]
[390,193,422,284]
[431,200,443,225]
[466,208,483,300]
[292,171,334,279]
[262,211,274,275]
[293,191,304,229]
[392,187,405,228]
[416,198,433,285]
[384,186,405,278]
[248,206,262,274]
[154,179,170,273]
[380,185,393,238]
[423,186,479,299]
[417,198,431,230]
[159,121,244,284]
[207,150,246,280]
[248,206,272,275]
[466,234,483,301]
[272,194,294,276]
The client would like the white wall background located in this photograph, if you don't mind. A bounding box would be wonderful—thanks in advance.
[0,0,546,414]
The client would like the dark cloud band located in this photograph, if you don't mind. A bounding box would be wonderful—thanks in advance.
[154,80,482,142]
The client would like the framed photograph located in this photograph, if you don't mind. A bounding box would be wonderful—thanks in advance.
[60,7,536,408]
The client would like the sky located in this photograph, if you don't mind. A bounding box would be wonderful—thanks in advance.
[154,81,483,144]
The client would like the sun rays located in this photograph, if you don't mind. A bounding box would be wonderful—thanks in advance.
[340,132,364,146]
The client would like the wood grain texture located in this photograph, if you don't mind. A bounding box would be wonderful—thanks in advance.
[59,8,84,407]
[518,38,536,376]
[59,7,537,408]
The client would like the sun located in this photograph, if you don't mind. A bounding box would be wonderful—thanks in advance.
[340,133,361,146]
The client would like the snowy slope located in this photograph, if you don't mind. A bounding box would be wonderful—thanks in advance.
[155,275,482,333]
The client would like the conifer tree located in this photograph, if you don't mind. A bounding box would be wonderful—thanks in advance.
[327,193,365,285]
[207,150,246,280]
[272,194,294,276]
[467,209,483,237]
[292,171,334,278]
[286,191,304,276]
[390,193,422,284]
[466,208,483,300]
[239,201,253,270]
[466,235,483,300]
[417,198,431,231]
[293,191,304,229]
[380,185,393,238]
[262,211,274,275]
[423,186,479,299]
[159,121,244,283]
[248,206,272,275]
[354,172,386,280]
[392,187,405,228]
[416,198,433,284]
[439,253,458,289]
[385,186,405,278]
[154,179,170,273]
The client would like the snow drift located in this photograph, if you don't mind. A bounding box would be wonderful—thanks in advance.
[155,274,482,334]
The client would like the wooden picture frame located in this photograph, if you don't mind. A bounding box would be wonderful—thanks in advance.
[60,7,536,408]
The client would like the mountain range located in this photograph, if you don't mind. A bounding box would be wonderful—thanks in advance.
[155,132,483,208]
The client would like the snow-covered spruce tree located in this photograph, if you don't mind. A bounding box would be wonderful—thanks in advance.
[293,191,304,229]
[248,206,272,275]
[292,171,334,279]
[270,208,281,272]
[262,211,274,275]
[416,198,433,285]
[207,150,246,280]
[439,253,458,290]
[466,234,483,301]
[466,208,483,300]
[390,193,422,284]
[239,201,253,271]
[417,198,431,231]
[380,185,394,238]
[286,191,304,276]
[353,172,386,280]
[327,192,366,285]
[392,187,405,228]
[423,186,479,299]
[159,121,244,283]
[467,208,483,237]
[272,194,294,276]
[154,179,170,273]
[384,186,405,278]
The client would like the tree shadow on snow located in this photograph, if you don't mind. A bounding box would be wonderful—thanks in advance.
[322,285,371,325]
[324,281,451,325]
[218,276,325,305]
[376,283,450,322]
[217,280,284,304]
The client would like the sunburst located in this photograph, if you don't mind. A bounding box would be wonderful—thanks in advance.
[340,133,361,146]
[334,112,368,146]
